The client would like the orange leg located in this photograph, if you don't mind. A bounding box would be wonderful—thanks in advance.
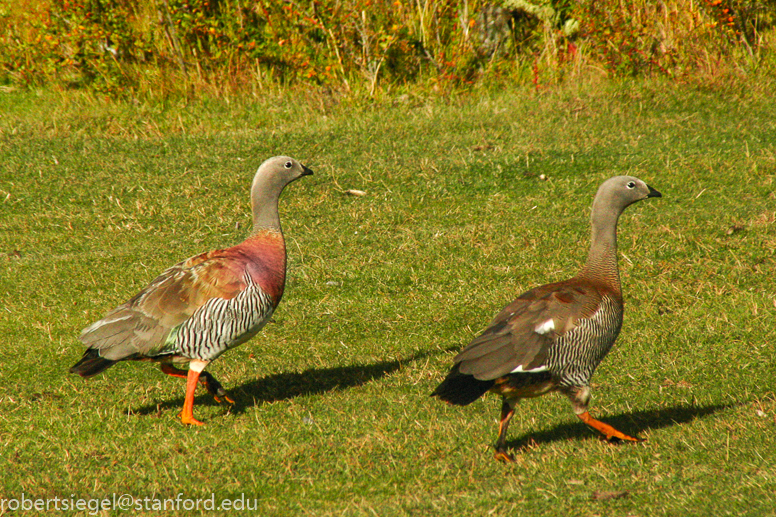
[161,363,188,379]
[577,411,643,442]
[160,364,234,404]
[494,399,517,462]
[180,367,204,426]
[563,385,643,443]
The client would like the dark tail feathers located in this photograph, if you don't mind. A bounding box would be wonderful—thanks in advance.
[69,349,117,378]
[431,363,494,406]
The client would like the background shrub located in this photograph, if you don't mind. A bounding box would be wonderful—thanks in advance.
[0,0,774,98]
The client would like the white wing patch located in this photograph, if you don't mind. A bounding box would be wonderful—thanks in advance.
[510,364,549,373]
[534,318,556,335]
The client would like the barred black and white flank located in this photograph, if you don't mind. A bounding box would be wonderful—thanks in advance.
[70,156,314,425]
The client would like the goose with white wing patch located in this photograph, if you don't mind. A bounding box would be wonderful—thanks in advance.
[432,175,661,461]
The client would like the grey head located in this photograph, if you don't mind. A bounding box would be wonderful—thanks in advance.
[251,156,313,232]
[591,175,662,219]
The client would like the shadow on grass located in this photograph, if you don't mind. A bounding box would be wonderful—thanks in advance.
[503,402,735,453]
[132,347,448,418]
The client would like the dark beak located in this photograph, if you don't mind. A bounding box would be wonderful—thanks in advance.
[646,184,662,198]
[302,164,314,176]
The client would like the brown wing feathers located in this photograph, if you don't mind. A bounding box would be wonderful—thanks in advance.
[432,280,606,405]
[71,251,255,377]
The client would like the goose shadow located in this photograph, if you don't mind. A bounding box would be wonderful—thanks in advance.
[502,402,735,452]
[132,348,442,417]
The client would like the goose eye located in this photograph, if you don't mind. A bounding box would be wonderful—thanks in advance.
[626,181,636,189]
[284,161,293,169]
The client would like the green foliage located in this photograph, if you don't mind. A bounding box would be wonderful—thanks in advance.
[0,0,774,97]
[514,0,776,79]
[0,0,483,95]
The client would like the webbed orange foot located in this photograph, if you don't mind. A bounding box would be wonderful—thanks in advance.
[495,450,515,463]
[200,372,235,404]
[179,411,205,426]
[213,394,235,405]
[578,411,643,443]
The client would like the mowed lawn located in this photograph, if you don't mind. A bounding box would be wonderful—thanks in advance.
[0,81,774,516]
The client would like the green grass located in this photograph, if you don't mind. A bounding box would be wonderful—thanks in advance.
[1,80,775,516]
